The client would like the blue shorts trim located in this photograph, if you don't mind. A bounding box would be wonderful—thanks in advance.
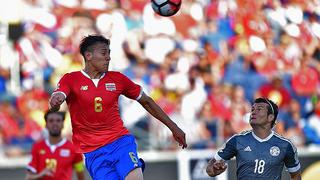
[84,135,144,180]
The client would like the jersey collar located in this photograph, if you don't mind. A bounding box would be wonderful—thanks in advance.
[81,70,105,79]
[252,131,274,142]
[45,138,67,153]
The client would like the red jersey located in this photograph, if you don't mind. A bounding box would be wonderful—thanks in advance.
[27,139,83,180]
[259,83,291,108]
[54,71,142,153]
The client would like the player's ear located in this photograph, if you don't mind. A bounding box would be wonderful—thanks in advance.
[268,114,274,122]
[84,51,92,61]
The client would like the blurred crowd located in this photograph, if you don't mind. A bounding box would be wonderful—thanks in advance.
[1,0,320,157]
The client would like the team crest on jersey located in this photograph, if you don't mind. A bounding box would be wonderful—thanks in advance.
[105,83,116,91]
[60,149,70,157]
[80,85,88,90]
[270,146,280,156]
[40,149,46,155]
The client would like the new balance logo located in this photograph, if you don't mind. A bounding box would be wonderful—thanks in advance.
[80,85,88,90]
[244,146,252,152]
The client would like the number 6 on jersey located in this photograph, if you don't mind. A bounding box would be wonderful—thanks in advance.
[94,97,103,112]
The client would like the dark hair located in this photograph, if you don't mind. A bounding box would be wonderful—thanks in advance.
[79,34,110,58]
[44,111,66,122]
[254,97,278,127]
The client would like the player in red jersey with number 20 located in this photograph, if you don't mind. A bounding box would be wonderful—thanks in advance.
[49,35,187,180]
[26,111,85,180]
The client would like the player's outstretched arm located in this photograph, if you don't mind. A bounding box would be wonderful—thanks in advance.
[206,158,227,177]
[49,92,65,112]
[289,170,301,180]
[138,92,187,149]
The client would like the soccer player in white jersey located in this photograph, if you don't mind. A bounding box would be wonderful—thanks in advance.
[206,97,301,180]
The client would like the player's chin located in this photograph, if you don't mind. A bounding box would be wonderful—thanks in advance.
[249,119,256,124]
[100,67,108,73]
[249,118,257,123]
[49,132,61,137]
[249,120,260,126]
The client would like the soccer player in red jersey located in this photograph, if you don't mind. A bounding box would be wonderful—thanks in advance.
[49,35,187,180]
[26,111,85,180]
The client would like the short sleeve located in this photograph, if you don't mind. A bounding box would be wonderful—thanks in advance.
[53,73,71,97]
[216,135,237,161]
[284,142,300,173]
[26,144,38,173]
[121,74,142,100]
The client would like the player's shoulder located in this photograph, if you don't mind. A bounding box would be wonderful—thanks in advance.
[65,71,82,76]
[63,139,78,150]
[60,71,82,79]
[273,132,293,145]
[227,130,252,142]
[64,139,74,145]
[239,130,252,135]
[61,139,72,146]
[273,132,297,151]
[32,139,46,148]
[107,71,124,77]
[234,130,252,138]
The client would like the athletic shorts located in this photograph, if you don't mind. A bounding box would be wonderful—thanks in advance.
[84,135,145,180]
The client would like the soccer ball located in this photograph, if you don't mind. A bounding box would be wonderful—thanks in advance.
[151,0,182,17]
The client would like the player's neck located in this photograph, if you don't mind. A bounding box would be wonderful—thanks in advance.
[49,136,63,145]
[252,128,272,139]
[83,67,104,79]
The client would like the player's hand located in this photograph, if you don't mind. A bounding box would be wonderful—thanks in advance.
[49,93,65,112]
[206,158,227,177]
[171,125,187,149]
[38,168,54,177]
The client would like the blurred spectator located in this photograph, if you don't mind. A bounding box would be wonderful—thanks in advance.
[277,99,306,147]
[304,100,320,146]
[200,19,225,53]
[180,77,207,121]
[191,100,219,149]
[148,88,181,150]
[207,83,235,139]
[250,36,284,76]
[0,68,9,94]
[223,54,267,101]
[0,100,42,157]
[16,88,49,127]
[179,75,208,147]
[291,57,319,97]
[208,84,231,122]
[255,75,291,109]
[229,85,251,133]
